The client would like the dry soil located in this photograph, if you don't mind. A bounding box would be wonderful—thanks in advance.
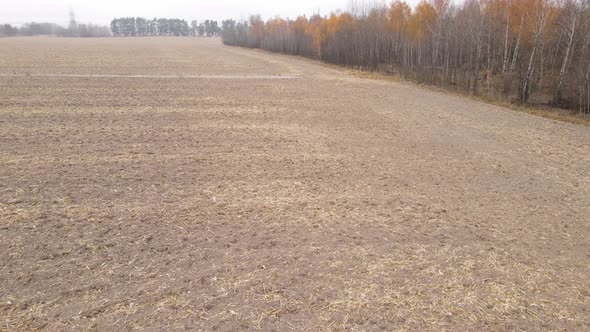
[1,37,589,331]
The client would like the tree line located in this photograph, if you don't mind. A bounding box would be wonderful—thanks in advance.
[0,22,110,37]
[110,17,221,37]
[222,0,590,117]
[0,8,110,37]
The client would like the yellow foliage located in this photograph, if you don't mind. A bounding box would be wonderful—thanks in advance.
[408,0,437,42]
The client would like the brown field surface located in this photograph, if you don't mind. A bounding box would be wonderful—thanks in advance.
[1,37,589,331]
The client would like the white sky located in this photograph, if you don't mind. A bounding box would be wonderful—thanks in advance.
[0,0,421,26]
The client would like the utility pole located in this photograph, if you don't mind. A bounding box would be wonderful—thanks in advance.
[69,6,79,37]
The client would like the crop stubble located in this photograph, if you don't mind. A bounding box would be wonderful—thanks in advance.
[0,37,589,330]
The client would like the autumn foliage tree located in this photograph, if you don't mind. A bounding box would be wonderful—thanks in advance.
[222,0,590,116]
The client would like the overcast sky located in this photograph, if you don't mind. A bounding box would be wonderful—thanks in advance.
[1,0,420,26]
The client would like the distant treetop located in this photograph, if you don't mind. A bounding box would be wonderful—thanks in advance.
[110,17,221,37]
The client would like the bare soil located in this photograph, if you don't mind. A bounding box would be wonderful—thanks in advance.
[1,37,589,331]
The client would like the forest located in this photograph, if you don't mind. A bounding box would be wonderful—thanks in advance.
[221,0,590,117]
[110,18,221,37]
[0,18,222,38]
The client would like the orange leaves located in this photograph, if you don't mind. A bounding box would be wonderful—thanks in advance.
[305,15,325,56]
[220,0,589,110]
[324,12,358,38]
[296,13,359,57]
[483,0,509,23]
[266,18,289,35]
[388,1,412,33]
[249,15,265,47]
[293,16,308,36]
[388,0,441,42]
[409,0,438,42]
[506,0,559,38]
